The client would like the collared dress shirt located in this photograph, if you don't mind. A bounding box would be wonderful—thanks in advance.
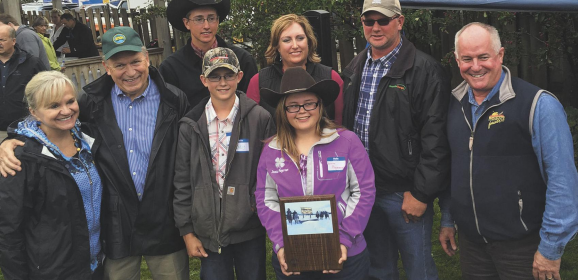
[111,76,160,201]
[206,95,239,198]
[353,38,403,151]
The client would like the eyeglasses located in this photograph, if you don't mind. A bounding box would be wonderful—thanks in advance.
[362,15,400,27]
[285,102,319,113]
[206,73,237,82]
[187,15,219,25]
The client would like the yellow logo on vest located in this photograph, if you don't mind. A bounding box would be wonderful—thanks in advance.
[488,111,505,129]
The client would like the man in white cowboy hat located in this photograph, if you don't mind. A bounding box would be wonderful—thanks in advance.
[160,0,258,109]
[341,0,451,279]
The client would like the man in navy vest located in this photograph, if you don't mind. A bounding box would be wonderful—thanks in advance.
[440,22,578,280]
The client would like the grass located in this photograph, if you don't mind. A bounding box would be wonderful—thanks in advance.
[1,201,576,279]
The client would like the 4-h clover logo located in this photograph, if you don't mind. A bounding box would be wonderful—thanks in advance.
[275,157,285,169]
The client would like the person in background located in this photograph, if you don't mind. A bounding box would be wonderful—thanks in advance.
[440,22,578,280]
[49,9,69,57]
[55,13,99,58]
[256,67,375,279]
[173,47,275,280]
[32,16,61,71]
[160,0,257,108]
[0,24,45,141]
[0,71,104,279]
[341,0,451,279]
[246,14,344,125]
[0,13,50,70]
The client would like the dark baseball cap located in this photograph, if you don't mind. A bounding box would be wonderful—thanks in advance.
[202,47,240,76]
[102,26,144,60]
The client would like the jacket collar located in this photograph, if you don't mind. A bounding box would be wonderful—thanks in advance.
[268,128,340,150]
[184,35,229,64]
[452,65,515,104]
[40,132,96,159]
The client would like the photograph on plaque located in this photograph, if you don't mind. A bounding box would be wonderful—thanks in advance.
[284,200,333,235]
[280,194,342,272]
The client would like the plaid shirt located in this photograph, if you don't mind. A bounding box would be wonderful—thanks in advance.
[206,95,239,197]
[353,38,403,151]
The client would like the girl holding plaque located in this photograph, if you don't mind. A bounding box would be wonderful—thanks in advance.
[255,67,375,279]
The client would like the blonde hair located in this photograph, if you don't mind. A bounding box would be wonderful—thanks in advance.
[25,71,77,110]
[272,93,338,162]
[264,14,321,65]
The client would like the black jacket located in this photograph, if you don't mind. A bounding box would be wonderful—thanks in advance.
[0,135,95,279]
[79,66,190,259]
[0,46,44,130]
[341,37,451,202]
[159,35,258,108]
[55,20,99,58]
[173,92,275,252]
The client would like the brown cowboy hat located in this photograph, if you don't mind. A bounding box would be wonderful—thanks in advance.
[167,0,230,32]
[260,67,340,109]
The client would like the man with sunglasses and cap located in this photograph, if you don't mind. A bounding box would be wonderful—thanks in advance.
[160,0,258,109]
[341,0,451,279]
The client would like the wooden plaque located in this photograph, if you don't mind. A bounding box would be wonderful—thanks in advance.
[279,194,342,272]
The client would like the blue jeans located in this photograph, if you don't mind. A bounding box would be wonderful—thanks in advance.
[364,192,438,280]
[200,235,266,280]
[271,248,369,280]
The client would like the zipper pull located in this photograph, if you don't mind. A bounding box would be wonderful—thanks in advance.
[407,139,413,156]
[218,246,221,254]
[469,131,474,151]
[318,150,323,178]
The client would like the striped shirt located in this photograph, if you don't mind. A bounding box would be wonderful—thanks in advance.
[111,76,160,201]
[206,95,239,198]
[353,38,403,151]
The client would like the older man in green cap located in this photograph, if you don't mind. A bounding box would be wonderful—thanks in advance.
[90,26,191,280]
[0,26,192,279]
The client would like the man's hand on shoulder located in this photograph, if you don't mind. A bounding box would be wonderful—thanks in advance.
[401,191,427,223]
[0,139,24,177]
[533,251,561,280]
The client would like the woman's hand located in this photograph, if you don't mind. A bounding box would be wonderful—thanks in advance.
[323,244,347,274]
[277,248,300,276]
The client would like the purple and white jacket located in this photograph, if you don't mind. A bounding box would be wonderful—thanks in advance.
[255,128,375,257]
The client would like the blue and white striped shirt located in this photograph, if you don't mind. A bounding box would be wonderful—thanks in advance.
[353,38,403,151]
[111,77,160,201]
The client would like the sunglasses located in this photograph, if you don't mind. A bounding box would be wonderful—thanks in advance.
[362,15,400,27]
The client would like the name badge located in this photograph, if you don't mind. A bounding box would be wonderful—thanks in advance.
[236,139,249,153]
[327,157,346,172]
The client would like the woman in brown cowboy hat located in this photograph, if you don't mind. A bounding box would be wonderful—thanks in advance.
[255,67,376,279]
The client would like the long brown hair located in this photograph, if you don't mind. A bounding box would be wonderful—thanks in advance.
[264,14,321,66]
[272,93,339,162]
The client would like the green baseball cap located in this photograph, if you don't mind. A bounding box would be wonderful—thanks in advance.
[202,47,240,77]
[102,26,144,60]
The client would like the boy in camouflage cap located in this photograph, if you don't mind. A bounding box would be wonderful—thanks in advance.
[173,47,275,280]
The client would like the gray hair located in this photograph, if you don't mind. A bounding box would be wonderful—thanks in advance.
[455,22,501,56]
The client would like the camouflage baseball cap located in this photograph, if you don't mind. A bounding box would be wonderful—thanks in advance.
[202,47,240,77]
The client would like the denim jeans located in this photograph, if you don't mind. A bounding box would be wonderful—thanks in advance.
[200,234,266,280]
[364,192,438,280]
[459,231,539,280]
[271,248,369,280]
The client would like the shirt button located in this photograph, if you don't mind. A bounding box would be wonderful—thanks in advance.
[129,106,133,109]
[221,153,224,156]
[137,193,142,196]
[366,110,369,113]
[129,128,132,131]
[365,129,368,131]
[132,172,136,175]
[370,92,373,95]
[130,150,133,153]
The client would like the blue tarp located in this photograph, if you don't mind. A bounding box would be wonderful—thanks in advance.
[401,0,578,12]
